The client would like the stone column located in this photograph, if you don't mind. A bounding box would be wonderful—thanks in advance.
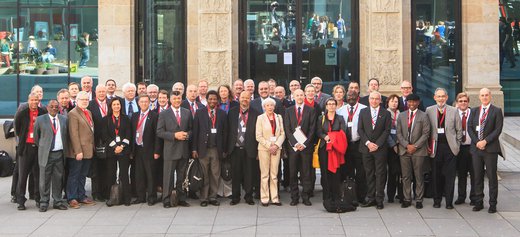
[98,0,134,90]
[462,0,503,108]
[187,0,236,88]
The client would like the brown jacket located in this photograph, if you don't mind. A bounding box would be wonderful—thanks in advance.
[67,107,95,159]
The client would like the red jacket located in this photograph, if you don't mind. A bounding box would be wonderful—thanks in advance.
[326,130,347,173]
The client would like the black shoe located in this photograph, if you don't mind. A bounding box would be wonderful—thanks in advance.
[473,204,484,212]
[454,199,465,205]
[446,204,454,209]
[416,202,423,209]
[53,204,68,210]
[303,199,312,206]
[209,200,220,206]
[361,201,377,208]
[245,199,255,205]
[163,202,171,208]
[433,202,441,208]
[290,200,298,206]
[17,204,26,210]
[10,196,16,203]
[376,203,384,209]
[388,198,394,203]
[470,201,475,206]
[401,201,411,208]
[272,202,282,206]
[39,206,48,212]
[254,193,260,200]
[131,199,145,205]
[200,201,208,207]
[178,201,190,207]
[261,202,269,207]
[147,199,156,206]
[230,200,239,206]
[488,205,497,213]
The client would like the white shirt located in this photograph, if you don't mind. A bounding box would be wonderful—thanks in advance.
[97,99,107,117]
[336,102,366,142]
[199,96,207,106]
[458,108,471,145]
[49,114,63,151]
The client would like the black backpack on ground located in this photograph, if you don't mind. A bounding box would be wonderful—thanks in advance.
[106,181,123,207]
[182,159,204,193]
[0,150,14,177]
[323,177,357,213]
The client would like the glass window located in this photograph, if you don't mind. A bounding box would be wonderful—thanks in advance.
[0,7,17,116]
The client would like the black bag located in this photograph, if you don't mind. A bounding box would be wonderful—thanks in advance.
[221,158,232,181]
[3,120,15,139]
[95,145,107,159]
[337,178,357,213]
[106,182,123,206]
[423,171,434,198]
[170,190,179,207]
[0,150,14,177]
[182,159,204,193]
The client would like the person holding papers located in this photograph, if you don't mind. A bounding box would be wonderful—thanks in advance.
[283,89,316,206]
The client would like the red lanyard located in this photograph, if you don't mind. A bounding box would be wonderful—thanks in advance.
[328,118,334,132]
[438,108,446,127]
[295,105,303,126]
[408,111,416,129]
[240,108,249,125]
[96,100,107,117]
[82,109,93,127]
[208,107,217,128]
[136,111,149,131]
[220,101,230,112]
[269,115,276,135]
[392,110,398,127]
[112,115,121,136]
[347,103,359,122]
[50,117,58,135]
[479,105,489,125]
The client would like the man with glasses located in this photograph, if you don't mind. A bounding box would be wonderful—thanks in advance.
[311,77,331,108]
[359,78,387,108]
[147,84,160,111]
[398,80,424,112]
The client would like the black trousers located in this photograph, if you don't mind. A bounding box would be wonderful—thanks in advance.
[433,142,456,204]
[387,147,403,201]
[17,144,40,204]
[230,148,253,201]
[11,150,36,198]
[342,141,367,202]
[362,150,388,204]
[106,154,131,204]
[135,146,157,201]
[472,150,498,206]
[456,145,476,202]
[154,157,164,190]
[162,158,187,203]
[130,157,136,197]
[90,156,108,199]
[319,147,341,201]
[289,151,312,201]
[278,148,290,188]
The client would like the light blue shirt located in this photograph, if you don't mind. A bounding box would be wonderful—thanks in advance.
[124,98,138,116]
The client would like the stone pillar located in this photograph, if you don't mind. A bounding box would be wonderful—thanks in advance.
[359,0,408,97]
[187,0,236,89]
[462,0,503,108]
[98,0,134,90]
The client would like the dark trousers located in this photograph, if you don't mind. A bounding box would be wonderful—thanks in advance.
[17,144,39,204]
[154,157,164,190]
[387,147,403,201]
[343,142,367,202]
[135,146,157,201]
[289,151,312,201]
[130,157,136,197]
[472,150,498,206]
[433,143,456,204]
[230,148,253,201]
[66,158,91,202]
[456,145,476,202]
[162,158,187,203]
[39,151,65,206]
[362,150,388,204]
[90,157,108,199]
[106,155,131,203]
[278,149,290,188]
[319,148,341,201]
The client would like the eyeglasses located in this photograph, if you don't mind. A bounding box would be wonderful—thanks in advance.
[458,100,468,103]
[312,82,322,85]
[401,87,412,90]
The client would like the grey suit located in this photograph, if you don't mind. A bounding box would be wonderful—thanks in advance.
[316,92,331,108]
[396,109,431,202]
[34,114,68,206]
[156,107,192,204]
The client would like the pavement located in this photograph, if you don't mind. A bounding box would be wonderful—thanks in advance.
[0,117,519,236]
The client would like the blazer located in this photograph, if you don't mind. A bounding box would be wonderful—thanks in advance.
[67,107,95,159]
[181,99,205,116]
[398,96,425,112]
[315,92,331,109]
[426,105,462,157]
[34,114,69,167]
[396,109,431,156]
[87,99,108,144]
[192,107,228,159]
[316,114,347,149]
[157,107,192,160]
[256,113,285,151]
[120,97,139,118]
[101,114,132,156]
[283,104,316,154]
[251,96,285,116]
[131,110,161,157]
[227,106,260,158]
[357,106,392,154]
[359,95,388,109]
[14,107,47,155]
[467,104,503,154]
[218,100,239,113]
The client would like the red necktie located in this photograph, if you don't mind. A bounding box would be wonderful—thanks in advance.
[176,110,181,125]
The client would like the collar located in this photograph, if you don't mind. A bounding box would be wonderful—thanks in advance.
[371,106,380,112]
[481,104,490,110]
[48,114,57,120]
[140,109,150,115]
[295,103,304,109]
[188,99,196,104]
[97,98,106,104]
[171,106,181,112]
[459,108,469,114]
[125,98,135,103]
[409,108,418,114]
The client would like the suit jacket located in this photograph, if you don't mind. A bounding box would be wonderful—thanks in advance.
[181,99,205,116]
[467,104,503,154]
[251,96,285,116]
[396,109,431,156]
[131,110,161,157]
[316,114,347,149]
[120,97,139,118]
[157,107,192,160]
[101,114,132,156]
[67,107,95,159]
[316,92,331,109]
[425,105,462,157]
[227,106,260,158]
[256,113,285,150]
[88,99,108,145]
[398,96,425,112]
[359,95,388,109]
[34,114,69,167]
[192,107,228,159]
[283,104,316,154]
[357,107,391,154]
[14,107,47,155]
[218,100,239,113]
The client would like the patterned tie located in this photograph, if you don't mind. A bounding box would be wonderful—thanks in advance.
[128,101,134,117]
[403,98,408,111]
[137,113,145,145]
[479,108,486,140]
[238,111,246,145]
[372,109,377,129]
[408,111,414,143]
[462,111,467,142]
[51,117,56,150]
[176,110,181,125]
[190,102,195,117]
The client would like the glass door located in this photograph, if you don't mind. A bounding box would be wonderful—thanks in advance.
[412,0,462,106]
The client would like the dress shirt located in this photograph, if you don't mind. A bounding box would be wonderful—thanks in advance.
[458,108,471,145]
[49,114,63,151]
[336,102,366,142]
[124,98,138,115]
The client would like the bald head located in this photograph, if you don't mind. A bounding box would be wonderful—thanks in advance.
[479,87,492,106]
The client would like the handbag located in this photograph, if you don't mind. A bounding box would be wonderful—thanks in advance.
[221,158,232,181]
[106,181,123,207]
[182,159,204,193]
[95,145,107,159]
[312,115,326,168]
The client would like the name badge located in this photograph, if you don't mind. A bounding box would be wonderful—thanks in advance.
[116,136,121,143]
[390,129,396,135]
[135,133,140,138]
[241,127,246,132]
[462,131,466,136]
[476,125,480,132]
[347,122,353,128]
[437,128,445,134]
[211,128,217,134]
[270,136,277,142]
[29,132,34,138]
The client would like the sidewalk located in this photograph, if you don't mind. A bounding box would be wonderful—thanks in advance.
[499,117,520,172]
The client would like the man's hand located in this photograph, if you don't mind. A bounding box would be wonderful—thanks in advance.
[367,142,378,152]
[192,151,199,159]
[393,146,398,154]
[75,153,83,161]
[154,154,160,159]
[477,140,487,150]
[324,135,331,143]
[295,143,305,151]
[406,144,416,155]
[115,146,123,154]
[175,131,187,140]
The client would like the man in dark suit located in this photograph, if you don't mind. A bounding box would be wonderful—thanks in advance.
[274,86,292,191]
[192,90,228,207]
[195,80,209,106]
[14,93,47,210]
[152,89,169,193]
[154,89,170,114]
[146,84,160,111]
[182,84,205,118]
[156,91,192,208]
[227,91,259,205]
[132,94,161,205]
[359,78,387,108]
[80,76,96,101]
[398,80,425,112]
[34,100,69,212]
[87,85,109,202]
[121,82,139,118]
[467,88,504,213]
[310,77,331,108]
[284,89,316,206]
[57,89,73,116]
[358,91,391,209]
[105,79,119,101]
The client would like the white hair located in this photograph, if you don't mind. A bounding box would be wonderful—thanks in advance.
[262,97,276,108]
[147,84,160,91]
[77,91,89,100]
[31,85,43,93]
[122,82,136,92]
[311,77,323,83]
[172,82,184,90]
[244,79,255,86]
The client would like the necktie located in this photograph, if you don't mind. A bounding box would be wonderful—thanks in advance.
[479,108,486,140]
[403,98,408,110]
[51,117,56,150]
[297,107,301,124]
[137,113,145,145]
[128,101,134,117]
[73,101,76,107]
[176,110,181,125]
[151,102,155,110]
[347,106,354,140]
[408,111,414,143]
[462,111,467,142]
[238,111,247,145]
[190,102,195,116]
[211,109,215,120]
[372,109,377,128]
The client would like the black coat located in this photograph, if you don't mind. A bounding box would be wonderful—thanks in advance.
[226,106,260,158]
[359,95,388,109]
[357,107,391,154]
[284,105,317,154]
[398,96,425,112]
[15,107,47,155]
[101,114,132,157]
[467,104,503,155]
[181,100,205,116]
[131,111,161,158]
[88,99,108,145]
[192,107,228,159]
[316,114,347,148]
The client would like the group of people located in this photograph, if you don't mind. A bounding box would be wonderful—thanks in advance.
[11,76,503,215]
